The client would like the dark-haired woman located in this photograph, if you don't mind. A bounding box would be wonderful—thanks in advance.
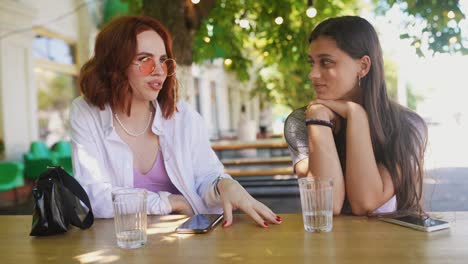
[71,16,281,228]
[286,16,427,216]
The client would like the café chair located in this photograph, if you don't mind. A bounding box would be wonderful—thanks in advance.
[0,161,24,204]
[23,141,55,180]
[51,140,73,176]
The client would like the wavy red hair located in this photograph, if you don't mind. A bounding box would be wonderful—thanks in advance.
[79,15,178,118]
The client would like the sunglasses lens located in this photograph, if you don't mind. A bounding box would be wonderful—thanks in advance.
[137,57,176,76]
[139,57,155,75]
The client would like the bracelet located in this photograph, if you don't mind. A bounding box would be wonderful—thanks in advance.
[305,119,333,129]
[213,175,224,196]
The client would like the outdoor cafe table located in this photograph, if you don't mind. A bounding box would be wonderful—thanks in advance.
[0,213,466,263]
[211,139,289,159]
[211,138,288,151]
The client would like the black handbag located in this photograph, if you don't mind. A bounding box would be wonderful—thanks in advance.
[30,166,94,236]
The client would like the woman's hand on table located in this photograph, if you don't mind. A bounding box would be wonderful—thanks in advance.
[217,178,282,228]
[168,194,194,216]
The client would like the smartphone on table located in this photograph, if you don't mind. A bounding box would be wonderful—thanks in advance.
[379,214,450,232]
[175,214,224,234]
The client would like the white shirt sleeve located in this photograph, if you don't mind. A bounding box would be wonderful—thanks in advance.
[70,100,115,218]
[189,110,231,209]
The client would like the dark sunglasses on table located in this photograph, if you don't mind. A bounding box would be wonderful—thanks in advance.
[133,57,176,76]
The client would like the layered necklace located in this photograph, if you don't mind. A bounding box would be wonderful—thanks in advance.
[114,109,153,137]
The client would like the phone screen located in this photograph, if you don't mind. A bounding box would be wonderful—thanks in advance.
[394,215,447,227]
[380,214,450,232]
[175,214,223,234]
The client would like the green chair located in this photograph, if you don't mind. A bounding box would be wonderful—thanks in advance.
[23,141,55,180]
[51,141,73,176]
[0,161,24,204]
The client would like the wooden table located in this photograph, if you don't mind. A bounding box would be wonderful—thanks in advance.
[211,139,289,161]
[225,167,294,177]
[211,139,288,151]
[1,213,466,263]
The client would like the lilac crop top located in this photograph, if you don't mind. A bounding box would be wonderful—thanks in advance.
[133,150,180,194]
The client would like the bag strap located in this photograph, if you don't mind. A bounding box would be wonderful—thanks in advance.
[53,167,94,229]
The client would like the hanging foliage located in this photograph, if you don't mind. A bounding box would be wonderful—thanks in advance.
[108,0,466,108]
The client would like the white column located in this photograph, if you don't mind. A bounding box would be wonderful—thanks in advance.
[76,2,98,68]
[0,1,38,160]
[213,60,229,134]
[226,73,241,132]
[198,66,211,129]
[177,65,195,104]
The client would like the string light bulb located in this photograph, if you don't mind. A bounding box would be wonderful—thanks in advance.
[447,10,455,19]
[275,16,283,25]
[306,7,317,18]
[239,19,249,28]
[239,11,249,29]
[191,0,200,4]
[224,58,233,66]
[306,0,317,18]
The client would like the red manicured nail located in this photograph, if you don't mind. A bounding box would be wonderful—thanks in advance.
[223,220,228,227]
[264,221,269,227]
[276,216,282,221]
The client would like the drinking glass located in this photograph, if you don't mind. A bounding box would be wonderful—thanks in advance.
[298,177,333,232]
[112,188,147,248]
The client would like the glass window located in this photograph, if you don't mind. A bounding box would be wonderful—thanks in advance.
[33,32,77,145]
[35,68,76,145]
[33,35,75,64]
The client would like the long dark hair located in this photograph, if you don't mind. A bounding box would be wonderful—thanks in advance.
[79,16,178,118]
[309,16,427,212]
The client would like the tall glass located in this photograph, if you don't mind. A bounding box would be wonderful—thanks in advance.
[112,188,147,249]
[298,177,333,232]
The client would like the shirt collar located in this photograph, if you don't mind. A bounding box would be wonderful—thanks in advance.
[100,103,114,139]
[151,100,164,135]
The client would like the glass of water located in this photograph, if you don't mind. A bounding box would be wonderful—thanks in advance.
[298,177,333,232]
[112,188,147,249]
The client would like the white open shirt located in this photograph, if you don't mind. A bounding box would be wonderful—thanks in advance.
[70,97,230,218]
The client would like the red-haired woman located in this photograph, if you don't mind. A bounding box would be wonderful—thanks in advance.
[71,16,281,228]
